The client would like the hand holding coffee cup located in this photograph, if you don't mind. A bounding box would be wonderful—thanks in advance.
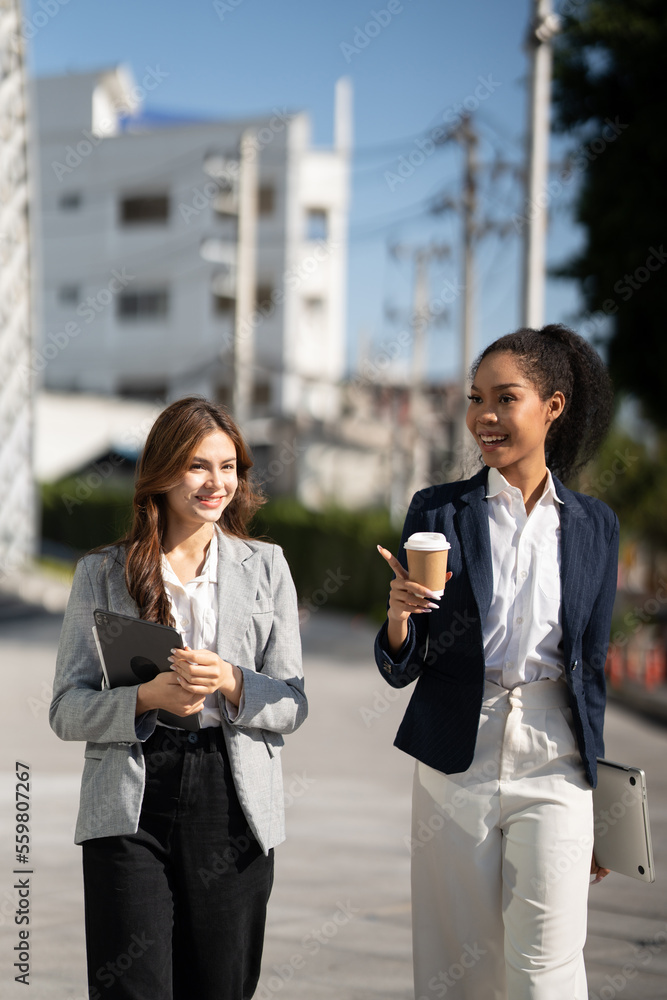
[403,532,451,596]
[377,534,452,622]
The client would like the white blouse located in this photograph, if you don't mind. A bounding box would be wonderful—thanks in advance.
[161,531,222,728]
[482,467,564,688]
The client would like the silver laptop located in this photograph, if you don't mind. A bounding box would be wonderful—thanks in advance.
[593,758,655,883]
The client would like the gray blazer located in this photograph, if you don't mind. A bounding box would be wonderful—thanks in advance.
[50,528,307,852]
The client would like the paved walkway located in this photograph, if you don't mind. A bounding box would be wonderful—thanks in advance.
[0,609,666,999]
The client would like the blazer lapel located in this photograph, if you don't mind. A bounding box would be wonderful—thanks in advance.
[214,528,261,664]
[105,549,141,617]
[455,470,493,621]
[554,476,596,646]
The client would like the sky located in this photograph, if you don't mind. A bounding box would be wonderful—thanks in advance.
[25,0,588,382]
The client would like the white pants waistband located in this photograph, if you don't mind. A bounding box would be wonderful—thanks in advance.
[482,678,570,710]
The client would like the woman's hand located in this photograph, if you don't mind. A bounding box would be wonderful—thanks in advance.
[168,645,244,707]
[377,545,452,654]
[135,670,207,718]
[590,851,610,884]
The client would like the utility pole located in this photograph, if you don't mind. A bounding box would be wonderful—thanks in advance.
[408,247,434,499]
[452,116,479,468]
[233,129,258,424]
[386,242,448,520]
[521,0,560,329]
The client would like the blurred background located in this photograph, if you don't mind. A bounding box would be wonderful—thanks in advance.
[1,0,664,690]
[1,1,667,997]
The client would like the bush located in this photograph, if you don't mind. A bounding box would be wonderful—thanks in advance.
[40,485,400,620]
[40,479,133,556]
[254,499,401,621]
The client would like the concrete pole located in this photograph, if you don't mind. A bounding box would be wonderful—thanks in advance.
[457,117,478,468]
[232,129,258,425]
[408,248,431,498]
[521,0,560,329]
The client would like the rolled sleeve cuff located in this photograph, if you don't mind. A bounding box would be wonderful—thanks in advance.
[375,618,419,686]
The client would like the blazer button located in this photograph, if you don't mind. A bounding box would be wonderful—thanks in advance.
[383,661,392,673]
[572,660,578,671]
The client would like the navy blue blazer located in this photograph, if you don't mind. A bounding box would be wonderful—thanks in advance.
[374,468,619,788]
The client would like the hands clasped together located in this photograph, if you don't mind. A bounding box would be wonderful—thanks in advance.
[135,647,244,717]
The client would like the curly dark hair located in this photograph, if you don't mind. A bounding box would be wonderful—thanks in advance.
[470,324,614,483]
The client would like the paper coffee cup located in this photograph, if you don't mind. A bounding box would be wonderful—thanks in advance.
[404,532,450,596]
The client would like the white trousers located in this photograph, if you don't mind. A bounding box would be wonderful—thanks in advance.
[411,679,594,1000]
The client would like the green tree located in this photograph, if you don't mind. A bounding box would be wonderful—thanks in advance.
[577,427,667,549]
[552,0,667,428]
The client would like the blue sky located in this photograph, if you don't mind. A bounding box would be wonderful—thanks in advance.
[26,0,587,380]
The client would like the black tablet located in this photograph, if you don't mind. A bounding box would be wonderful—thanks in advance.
[92,608,201,732]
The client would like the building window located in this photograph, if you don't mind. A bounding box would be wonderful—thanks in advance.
[117,381,168,401]
[306,208,328,241]
[59,192,81,210]
[258,184,275,216]
[256,284,274,312]
[58,285,80,305]
[117,289,169,320]
[252,382,271,406]
[119,195,169,225]
[304,296,325,318]
[213,294,235,316]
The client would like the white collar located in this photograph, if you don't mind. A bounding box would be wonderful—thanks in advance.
[485,466,564,505]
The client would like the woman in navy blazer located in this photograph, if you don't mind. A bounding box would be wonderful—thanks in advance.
[376,325,618,1000]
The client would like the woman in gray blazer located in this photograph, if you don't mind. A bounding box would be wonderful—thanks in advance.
[50,397,307,1000]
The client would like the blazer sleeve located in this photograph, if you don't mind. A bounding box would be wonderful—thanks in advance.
[374,495,431,688]
[49,557,158,744]
[222,546,307,735]
[581,509,620,759]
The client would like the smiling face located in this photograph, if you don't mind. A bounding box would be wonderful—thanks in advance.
[465,351,565,486]
[164,429,238,532]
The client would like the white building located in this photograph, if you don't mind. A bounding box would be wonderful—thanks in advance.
[32,66,350,424]
[0,0,35,577]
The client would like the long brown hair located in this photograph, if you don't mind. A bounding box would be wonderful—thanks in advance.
[122,396,265,624]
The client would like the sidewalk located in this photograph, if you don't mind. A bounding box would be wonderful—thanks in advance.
[0,609,666,999]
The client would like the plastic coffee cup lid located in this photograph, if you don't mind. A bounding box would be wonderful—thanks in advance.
[404,532,450,551]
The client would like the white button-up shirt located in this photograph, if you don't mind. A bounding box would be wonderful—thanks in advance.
[161,532,221,728]
[482,466,564,688]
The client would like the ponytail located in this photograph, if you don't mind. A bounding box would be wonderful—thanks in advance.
[470,324,613,482]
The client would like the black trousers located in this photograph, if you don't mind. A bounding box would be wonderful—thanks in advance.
[82,727,274,1000]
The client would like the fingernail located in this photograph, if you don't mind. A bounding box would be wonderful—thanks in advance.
[425,591,441,600]
[427,602,439,610]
